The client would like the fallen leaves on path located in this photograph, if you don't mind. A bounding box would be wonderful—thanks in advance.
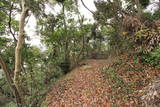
[46,54,160,107]
[46,59,110,107]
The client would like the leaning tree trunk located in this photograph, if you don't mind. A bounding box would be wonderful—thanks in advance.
[14,0,29,106]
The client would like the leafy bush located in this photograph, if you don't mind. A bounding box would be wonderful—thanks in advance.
[141,48,160,68]
[152,10,160,20]
[143,10,160,22]
[135,28,160,53]
[139,0,149,8]
[143,12,154,22]
[4,101,17,107]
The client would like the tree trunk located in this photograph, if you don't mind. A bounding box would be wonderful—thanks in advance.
[75,2,85,63]
[62,3,70,64]
[14,0,29,106]
[135,0,142,19]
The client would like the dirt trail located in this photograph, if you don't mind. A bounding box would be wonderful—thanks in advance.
[47,59,110,107]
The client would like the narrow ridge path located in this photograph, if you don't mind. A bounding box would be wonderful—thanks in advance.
[47,59,110,107]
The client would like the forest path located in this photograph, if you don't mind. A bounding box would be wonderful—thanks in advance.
[47,59,111,107]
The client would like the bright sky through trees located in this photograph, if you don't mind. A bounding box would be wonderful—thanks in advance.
[21,0,158,48]
[26,0,96,48]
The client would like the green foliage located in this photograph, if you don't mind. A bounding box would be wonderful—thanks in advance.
[0,43,64,106]
[139,0,149,8]
[143,12,154,22]
[135,28,149,38]
[28,0,46,17]
[0,37,11,49]
[125,0,149,9]
[56,0,65,3]
[0,7,8,34]
[4,101,17,107]
[152,10,160,20]
[141,48,160,68]
[94,0,122,23]
[134,27,160,53]
[103,64,132,104]
[94,1,115,19]
[20,45,64,106]
[107,67,125,86]
[64,0,77,12]
[0,38,15,71]
[11,20,19,32]
[143,10,160,22]
[111,104,120,107]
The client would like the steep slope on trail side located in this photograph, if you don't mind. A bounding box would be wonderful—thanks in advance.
[47,59,111,107]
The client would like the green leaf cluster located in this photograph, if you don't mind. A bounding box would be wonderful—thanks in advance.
[141,48,160,68]
[135,28,149,38]
[143,10,160,21]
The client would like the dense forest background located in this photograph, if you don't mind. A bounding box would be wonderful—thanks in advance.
[0,0,160,107]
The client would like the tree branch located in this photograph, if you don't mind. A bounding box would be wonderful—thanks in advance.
[80,0,95,15]
[8,3,17,43]
[0,55,13,88]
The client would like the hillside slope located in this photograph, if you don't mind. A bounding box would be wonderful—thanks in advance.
[46,54,160,107]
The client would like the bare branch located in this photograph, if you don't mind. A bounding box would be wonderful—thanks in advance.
[80,0,95,15]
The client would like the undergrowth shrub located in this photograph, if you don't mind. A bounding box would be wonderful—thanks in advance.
[141,48,160,69]
[135,27,160,53]
[107,36,135,56]
[102,53,160,106]
[105,66,129,91]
